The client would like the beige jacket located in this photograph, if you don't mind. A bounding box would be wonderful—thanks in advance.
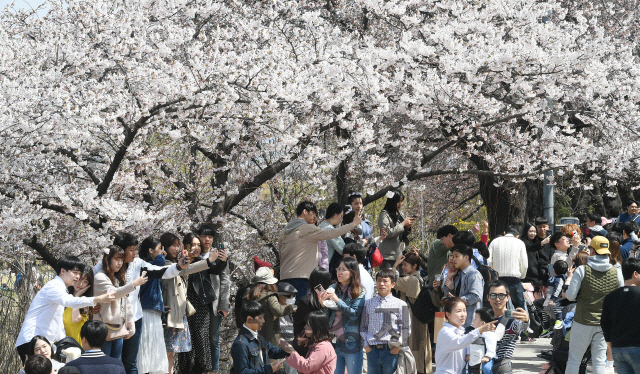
[162,258,211,328]
[279,218,356,279]
[93,271,136,335]
[378,210,406,261]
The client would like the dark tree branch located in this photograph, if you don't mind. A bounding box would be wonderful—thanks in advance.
[54,148,101,185]
[227,211,279,261]
[23,235,58,270]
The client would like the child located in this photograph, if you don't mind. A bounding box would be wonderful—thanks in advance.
[466,308,498,374]
[281,311,337,374]
[231,300,288,374]
[546,261,568,329]
[360,268,411,374]
[277,282,298,374]
[435,298,495,374]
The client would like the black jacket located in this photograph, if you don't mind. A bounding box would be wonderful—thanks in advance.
[291,294,322,356]
[189,257,227,305]
[521,236,553,285]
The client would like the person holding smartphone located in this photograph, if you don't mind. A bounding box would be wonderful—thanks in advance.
[378,190,415,269]
[178,232,228,374]
[484,280,530,374]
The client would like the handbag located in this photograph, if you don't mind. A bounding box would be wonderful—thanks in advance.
[186,300,196,317]
[369,246,384,268]
[433,311,446,343]
[100,296,130,341]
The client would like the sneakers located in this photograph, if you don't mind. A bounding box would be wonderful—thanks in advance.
[554,320,563,329]
[540,329,553,338]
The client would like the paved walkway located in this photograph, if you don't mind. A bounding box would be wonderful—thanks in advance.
[512,337,552,374]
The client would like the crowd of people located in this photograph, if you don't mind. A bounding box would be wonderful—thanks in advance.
[14,191,640,374]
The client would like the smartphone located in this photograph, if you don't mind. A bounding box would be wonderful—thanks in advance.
[411,215,418,218]
[504,309,514,319]
[180,257,189,267]
[573,230,578,237]
[140,267,147,276]
[314,284,325,294]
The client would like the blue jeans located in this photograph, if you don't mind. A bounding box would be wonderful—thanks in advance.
[209,313,222,371]
[335,344,363,374]
[121,318,143,374]
[501,278,524,309]
[284,278,309,302]
[366,348,398,374]
[102,338,124,359]
[612,346,640,374]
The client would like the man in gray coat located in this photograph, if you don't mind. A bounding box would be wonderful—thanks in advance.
[198,224,231,374]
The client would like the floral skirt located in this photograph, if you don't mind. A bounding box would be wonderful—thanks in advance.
[164,314,192,353]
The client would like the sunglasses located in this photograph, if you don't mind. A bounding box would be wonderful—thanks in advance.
[489,293,508,300]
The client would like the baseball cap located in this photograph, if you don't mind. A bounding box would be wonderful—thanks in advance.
[590,236,610,255]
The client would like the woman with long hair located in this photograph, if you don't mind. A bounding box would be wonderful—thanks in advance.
[325,257,365,374]
[93,245,148,358]
[378,190,415,268]
[393,252,433,374]
[285,311,337,374]
[137,236,170,374]
[63,266,94,345]
[18,336,63,374]
[179,232,227,374]
[242,267,296,345]
[606,232,623,266]
[160,232,192,374]
[293,267,332,357]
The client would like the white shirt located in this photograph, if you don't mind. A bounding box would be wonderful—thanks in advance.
[435,322,481,374]
[488,234,528,279]
[93,257,180,321]
[467,331,498,366]
[359,264,375,300]
[15,276,95,347]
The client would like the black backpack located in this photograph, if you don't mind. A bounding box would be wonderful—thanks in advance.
[406,274,439,324]
[471,255,499,300]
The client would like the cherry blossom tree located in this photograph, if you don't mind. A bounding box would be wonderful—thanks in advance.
[1,0,639,267]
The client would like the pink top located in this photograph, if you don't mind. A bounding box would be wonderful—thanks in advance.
[286,341,337,374]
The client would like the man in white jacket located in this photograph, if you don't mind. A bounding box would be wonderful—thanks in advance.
[488,225,528,309]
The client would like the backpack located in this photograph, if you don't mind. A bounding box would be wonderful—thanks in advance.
[406,274,438,324]
[471,255,499,300]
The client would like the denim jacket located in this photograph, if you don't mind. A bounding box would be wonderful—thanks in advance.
[231,326,287,374]
[326,284,366,351]
[139,255,166,312]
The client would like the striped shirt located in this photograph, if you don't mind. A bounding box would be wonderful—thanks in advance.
[495,317,528,360]
[360,294,411,347]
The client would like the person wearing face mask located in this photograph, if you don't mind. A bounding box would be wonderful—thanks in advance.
[277,282,299,374]
[243,268,297,346]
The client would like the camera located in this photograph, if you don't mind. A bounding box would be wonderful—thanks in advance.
[140,266,147,276]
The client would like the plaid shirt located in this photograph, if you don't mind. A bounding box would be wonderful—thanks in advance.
[359,294,411,347]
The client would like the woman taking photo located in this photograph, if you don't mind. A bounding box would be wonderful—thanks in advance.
[378,190,415,268]
[293,267,332,357]
[325,257,365,374]
[319,203,346,278]
[160,233,192,374]
[63,267,94,345]
[435,297,495,374]
[347,191,372,245]
[393,252,432,374]
[179,233,227,374]
[94,245,148,358]
[137,236,170,374]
